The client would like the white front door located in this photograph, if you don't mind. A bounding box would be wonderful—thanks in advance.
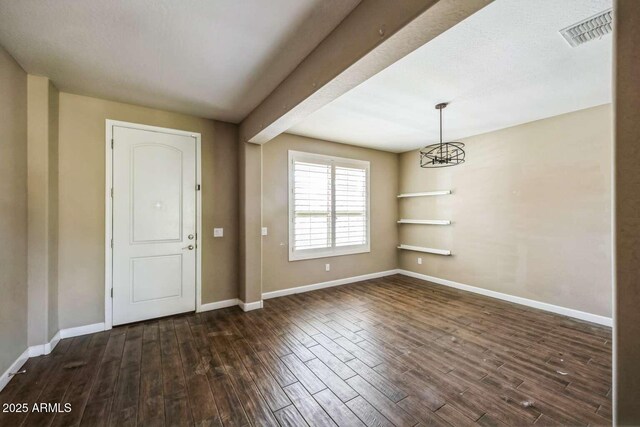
[112,125,197,325]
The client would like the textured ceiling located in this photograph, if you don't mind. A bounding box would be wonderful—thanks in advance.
[0,0,359,122]
[288,0,613,153]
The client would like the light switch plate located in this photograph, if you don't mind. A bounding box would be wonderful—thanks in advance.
[213,228,223,237]
[325,263,330,272]
[418,257,423,265]
[261,227,268,236]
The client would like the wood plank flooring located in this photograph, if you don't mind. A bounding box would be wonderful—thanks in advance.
[0,274,612,426]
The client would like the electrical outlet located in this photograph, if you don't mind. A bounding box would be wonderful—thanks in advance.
[418,257,423,265]
[213,228,223,237]
[325,264,330,272]
[261,227,268,236]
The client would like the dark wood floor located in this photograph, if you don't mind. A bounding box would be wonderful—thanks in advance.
[0,275,612,426]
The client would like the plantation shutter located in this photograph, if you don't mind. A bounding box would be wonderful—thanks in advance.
[334,165,367,247]
[292,160,332,251]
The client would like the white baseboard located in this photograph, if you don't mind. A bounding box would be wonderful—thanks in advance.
[28,330,61,357]
[28,346,42,357]
[0,348,29,392]
[239,300,263,312]
[60,322,106,339]
[262,269,399,300]
[48,331,61,352]
[198,298,263,313]
[397,269,612,327]
[2,322,105,392]
[28,322,105,358]
[198,299,239,312]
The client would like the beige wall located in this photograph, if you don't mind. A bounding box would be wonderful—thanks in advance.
[47,81,59,340]
[238,142,263,304]
[202,120,240,305]
[26,75,59,346]
[57,93,239,329]
[0,47,28,375]
[399,105,612,317]
[261,133,399,293]
[614,0,640,422]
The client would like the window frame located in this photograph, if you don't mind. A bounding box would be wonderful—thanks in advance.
[288,150,371,261]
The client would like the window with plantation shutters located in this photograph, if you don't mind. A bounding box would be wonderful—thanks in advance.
[335,166,367,247]
[289,151,370,261]
[292,160,332,251]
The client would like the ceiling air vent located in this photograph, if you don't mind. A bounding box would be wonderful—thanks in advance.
[560,8,613,47]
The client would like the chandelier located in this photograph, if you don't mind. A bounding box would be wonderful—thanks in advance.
[419,103,465,168]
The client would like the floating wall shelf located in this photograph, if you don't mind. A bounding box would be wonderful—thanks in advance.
[397,244,451,256]
[397,190,451,198]
[397,219,450,225]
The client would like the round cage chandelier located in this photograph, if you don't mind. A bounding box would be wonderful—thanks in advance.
[419,103,465,168]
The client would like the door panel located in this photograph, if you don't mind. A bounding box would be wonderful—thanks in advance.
[131,144,183,242]
[131,254,183,303]
[112,125,196,325]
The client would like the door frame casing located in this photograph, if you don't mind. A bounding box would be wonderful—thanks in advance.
[104,119,203,330]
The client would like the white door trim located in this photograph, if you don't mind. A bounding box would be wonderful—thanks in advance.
[105,120,202,330]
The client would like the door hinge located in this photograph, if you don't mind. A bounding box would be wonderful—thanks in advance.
[110,238,113,248]
[110,188,113,198]
[111,138,114,149]
[111,288,113,298]
[196,184,201,191]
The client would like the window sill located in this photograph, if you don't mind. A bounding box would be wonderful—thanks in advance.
[289,245,371,262]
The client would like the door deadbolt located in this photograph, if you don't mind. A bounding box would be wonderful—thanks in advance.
[188,234,195,240]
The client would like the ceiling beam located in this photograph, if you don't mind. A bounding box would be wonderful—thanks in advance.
[239,0,492,144]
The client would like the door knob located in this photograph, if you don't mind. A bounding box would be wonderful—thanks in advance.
[183,245,194,250]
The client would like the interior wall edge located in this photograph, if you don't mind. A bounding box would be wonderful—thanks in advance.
[0,42,28,382]
[26,75,51,348]
[24,74,61,349]
[613,0,640,422]
[27,330,60,357]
